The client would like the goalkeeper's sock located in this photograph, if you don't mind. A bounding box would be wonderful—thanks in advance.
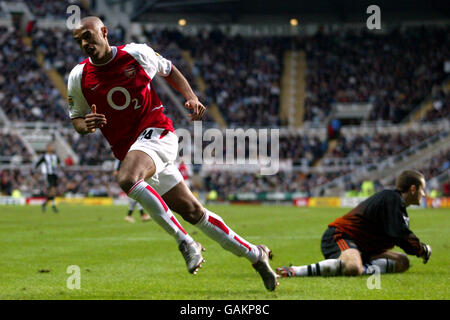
[128,180,193,245]
[195,209,260,263]
[363,258,396,274]
[291,259,343,277]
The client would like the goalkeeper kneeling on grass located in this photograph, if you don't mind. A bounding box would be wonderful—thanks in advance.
[277,170,432,278]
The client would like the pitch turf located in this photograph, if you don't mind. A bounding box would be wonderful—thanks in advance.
[0,204,448,300]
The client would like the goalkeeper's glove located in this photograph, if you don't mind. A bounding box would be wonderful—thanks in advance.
[421,243,432,264]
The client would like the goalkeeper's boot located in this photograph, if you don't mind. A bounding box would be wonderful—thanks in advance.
[252,245,279,291]
[276,266,295,278]
[124,215,135,223]
[179,240,205,274]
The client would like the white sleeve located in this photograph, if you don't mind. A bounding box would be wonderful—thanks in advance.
[67,63,91,119]
[123,43,172,79]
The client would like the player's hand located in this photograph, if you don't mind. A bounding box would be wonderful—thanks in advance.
[421,243,432,264]
[84,104,107,133]
[185,98,206,121]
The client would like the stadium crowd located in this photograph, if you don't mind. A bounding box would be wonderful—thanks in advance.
[0,132,33,165]
[324,128,440,163]
[203,169,349,199]
[0,12,449,200]
[0,27,67,122]
[0,166,120,198]
[304,25,450,124]
[22,0,89,19]
[62,130,115,165]
[422,85,450,122]
[186,30,285,127]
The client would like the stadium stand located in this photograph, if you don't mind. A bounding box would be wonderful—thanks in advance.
[0,0,448,201]
[0,130,33,165]
[61,130,115,166]
[303,25,450,125]
[19,0,89,19]
[0,27,68,123]
[186,30,285,127]
[322,127,441,167]
[422,84,450,122]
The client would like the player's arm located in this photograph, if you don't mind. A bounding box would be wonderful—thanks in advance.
[68,66,106,134]
[71,105,107,134]
[381,194,431,262]
[137,43,206,120]
[163,65,206,121]
[34,154,44,170]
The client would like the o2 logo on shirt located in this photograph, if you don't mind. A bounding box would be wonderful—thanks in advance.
[107,86,141,111]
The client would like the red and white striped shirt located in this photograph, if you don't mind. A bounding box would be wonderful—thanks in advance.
[67,43,175,160]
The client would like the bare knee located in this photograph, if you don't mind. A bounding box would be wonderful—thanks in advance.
[339,249,363,276]
[117,170,141,193]
[394,254,410,273]
[118,151,156,193]
[178,200,204,224]
[343,261,363,276]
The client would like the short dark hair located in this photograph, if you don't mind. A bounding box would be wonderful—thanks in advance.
[395,170,425,192]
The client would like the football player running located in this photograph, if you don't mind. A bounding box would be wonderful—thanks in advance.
[67,16,278,291]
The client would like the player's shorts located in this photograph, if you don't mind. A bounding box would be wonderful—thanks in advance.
[128,127,183,196]
[46,174,58,188]
[321,227,363,260]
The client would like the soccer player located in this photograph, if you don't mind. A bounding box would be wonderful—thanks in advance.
[178,160,192,189]
[35,143,61,213]
[67,16,278,291]
[113,159,151,223]
[276,170,432,278]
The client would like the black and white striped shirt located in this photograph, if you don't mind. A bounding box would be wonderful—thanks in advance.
[35,153,60,175]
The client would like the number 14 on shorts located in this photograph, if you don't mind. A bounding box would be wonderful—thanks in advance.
[138,128,169,140]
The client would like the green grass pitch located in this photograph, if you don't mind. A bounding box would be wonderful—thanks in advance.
[0,204,448,300]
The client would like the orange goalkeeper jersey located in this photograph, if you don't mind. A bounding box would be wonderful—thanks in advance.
[329,190,425,257]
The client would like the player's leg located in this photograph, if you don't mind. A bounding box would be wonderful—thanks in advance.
[124,130,206,273]
[277,227,350,277]
[162,179,278,291]
[363,251,410,274]
[129,198,138,212]
[124,198,136,223]
[43,175,58,213]
[338,248,364,276]
[276,251,361,277]
[137,202,151,221]
[117,150,203,273]
[50,175,59,213]
[42,175,51,212]
[49,185,58,213]
[117,151,194,245]
[163,180,261,261]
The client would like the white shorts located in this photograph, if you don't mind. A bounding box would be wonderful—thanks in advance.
[128,128,183,196]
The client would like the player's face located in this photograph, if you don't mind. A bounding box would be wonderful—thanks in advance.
[411,178,426,205]
[73,26,108,61]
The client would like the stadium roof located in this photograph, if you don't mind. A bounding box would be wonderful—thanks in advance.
[126,0,450,24]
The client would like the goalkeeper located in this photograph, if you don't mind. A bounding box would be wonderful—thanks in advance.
[277,170,432,277]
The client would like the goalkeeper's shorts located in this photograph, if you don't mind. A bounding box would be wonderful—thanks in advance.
[321,227,371,263]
